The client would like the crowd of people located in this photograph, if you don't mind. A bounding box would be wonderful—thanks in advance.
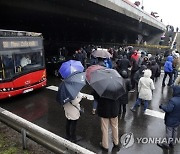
[59,45,180,152]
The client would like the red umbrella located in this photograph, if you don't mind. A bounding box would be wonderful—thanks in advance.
[85,65,105,82]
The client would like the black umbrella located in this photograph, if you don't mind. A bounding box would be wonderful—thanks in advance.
[56,72,86,105]
[88,68,126,100]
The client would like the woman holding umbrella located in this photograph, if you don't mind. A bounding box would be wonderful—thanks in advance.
[56,72,87,143]
[63,92,86,143]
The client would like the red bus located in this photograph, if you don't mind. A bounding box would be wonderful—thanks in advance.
[0,29,47,99]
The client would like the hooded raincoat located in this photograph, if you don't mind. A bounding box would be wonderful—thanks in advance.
[138,69,155,100]
[164,56,173,73]
[161,86,180,127]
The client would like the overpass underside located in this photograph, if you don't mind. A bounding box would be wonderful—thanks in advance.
[0,0,164,48]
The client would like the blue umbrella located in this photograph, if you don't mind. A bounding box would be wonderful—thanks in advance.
[59,60,84,79]
[56,72,86,105]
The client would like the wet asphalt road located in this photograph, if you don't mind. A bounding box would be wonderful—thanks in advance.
[0,74,180,154]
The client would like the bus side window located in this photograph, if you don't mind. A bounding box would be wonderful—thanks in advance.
[0,56,5,79]
[3,55,14,78]
[14,55,21,73]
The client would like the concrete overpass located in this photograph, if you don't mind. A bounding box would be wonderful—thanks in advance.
[0,0,166,51]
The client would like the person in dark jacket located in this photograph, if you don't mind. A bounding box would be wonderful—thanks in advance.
[116,55,131,75]
[94,92,120,151]
[117,70,131,115]
[133,65,147,98]
[134,65,147,86]
[150,60,160,81]
[74,49,84,65]
[162,56,173,87]
[130,57,139,91]
[158,86,180,149]
[91,58,108,115]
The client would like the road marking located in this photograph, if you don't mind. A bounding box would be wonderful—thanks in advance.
[46,86,165,119]
[46,85,94,100]
[46,85,58,91]
[144,109,165,119]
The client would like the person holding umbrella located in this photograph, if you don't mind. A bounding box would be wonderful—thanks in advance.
[56,72,87,143]
[63,92,86,143]
[89,69,125,151]
[93,92,120,151]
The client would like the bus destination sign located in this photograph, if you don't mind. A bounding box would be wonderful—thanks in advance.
[2,41,38,48]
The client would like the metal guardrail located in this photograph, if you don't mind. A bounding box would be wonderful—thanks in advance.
[0,107,95,154]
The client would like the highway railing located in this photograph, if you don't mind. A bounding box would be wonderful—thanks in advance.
[0,107,95,154]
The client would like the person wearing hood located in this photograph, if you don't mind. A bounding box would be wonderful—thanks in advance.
[131,69,155,113]
[162,56,174,87]
[157,86,180,149]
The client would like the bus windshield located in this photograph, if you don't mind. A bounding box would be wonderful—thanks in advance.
[0,30,46,99]
[0,50,44,81]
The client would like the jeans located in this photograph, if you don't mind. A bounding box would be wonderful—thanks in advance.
[132,98,149,111]
[166,126,178,145]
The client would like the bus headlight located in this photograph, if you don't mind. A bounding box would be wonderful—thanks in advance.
[0,88,13,92]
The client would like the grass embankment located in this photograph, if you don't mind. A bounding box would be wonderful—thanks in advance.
[0,130,28,154]
[0,122,53,154]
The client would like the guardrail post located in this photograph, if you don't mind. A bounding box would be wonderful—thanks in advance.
[21,128,27,149]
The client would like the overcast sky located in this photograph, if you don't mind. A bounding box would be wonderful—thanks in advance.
[131,0,179,28]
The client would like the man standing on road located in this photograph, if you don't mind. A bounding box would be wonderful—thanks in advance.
[158,85,180,149]
[94,92,120,152]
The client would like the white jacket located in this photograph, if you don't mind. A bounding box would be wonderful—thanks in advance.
[138,69,155,100]
[63,92,84,120]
